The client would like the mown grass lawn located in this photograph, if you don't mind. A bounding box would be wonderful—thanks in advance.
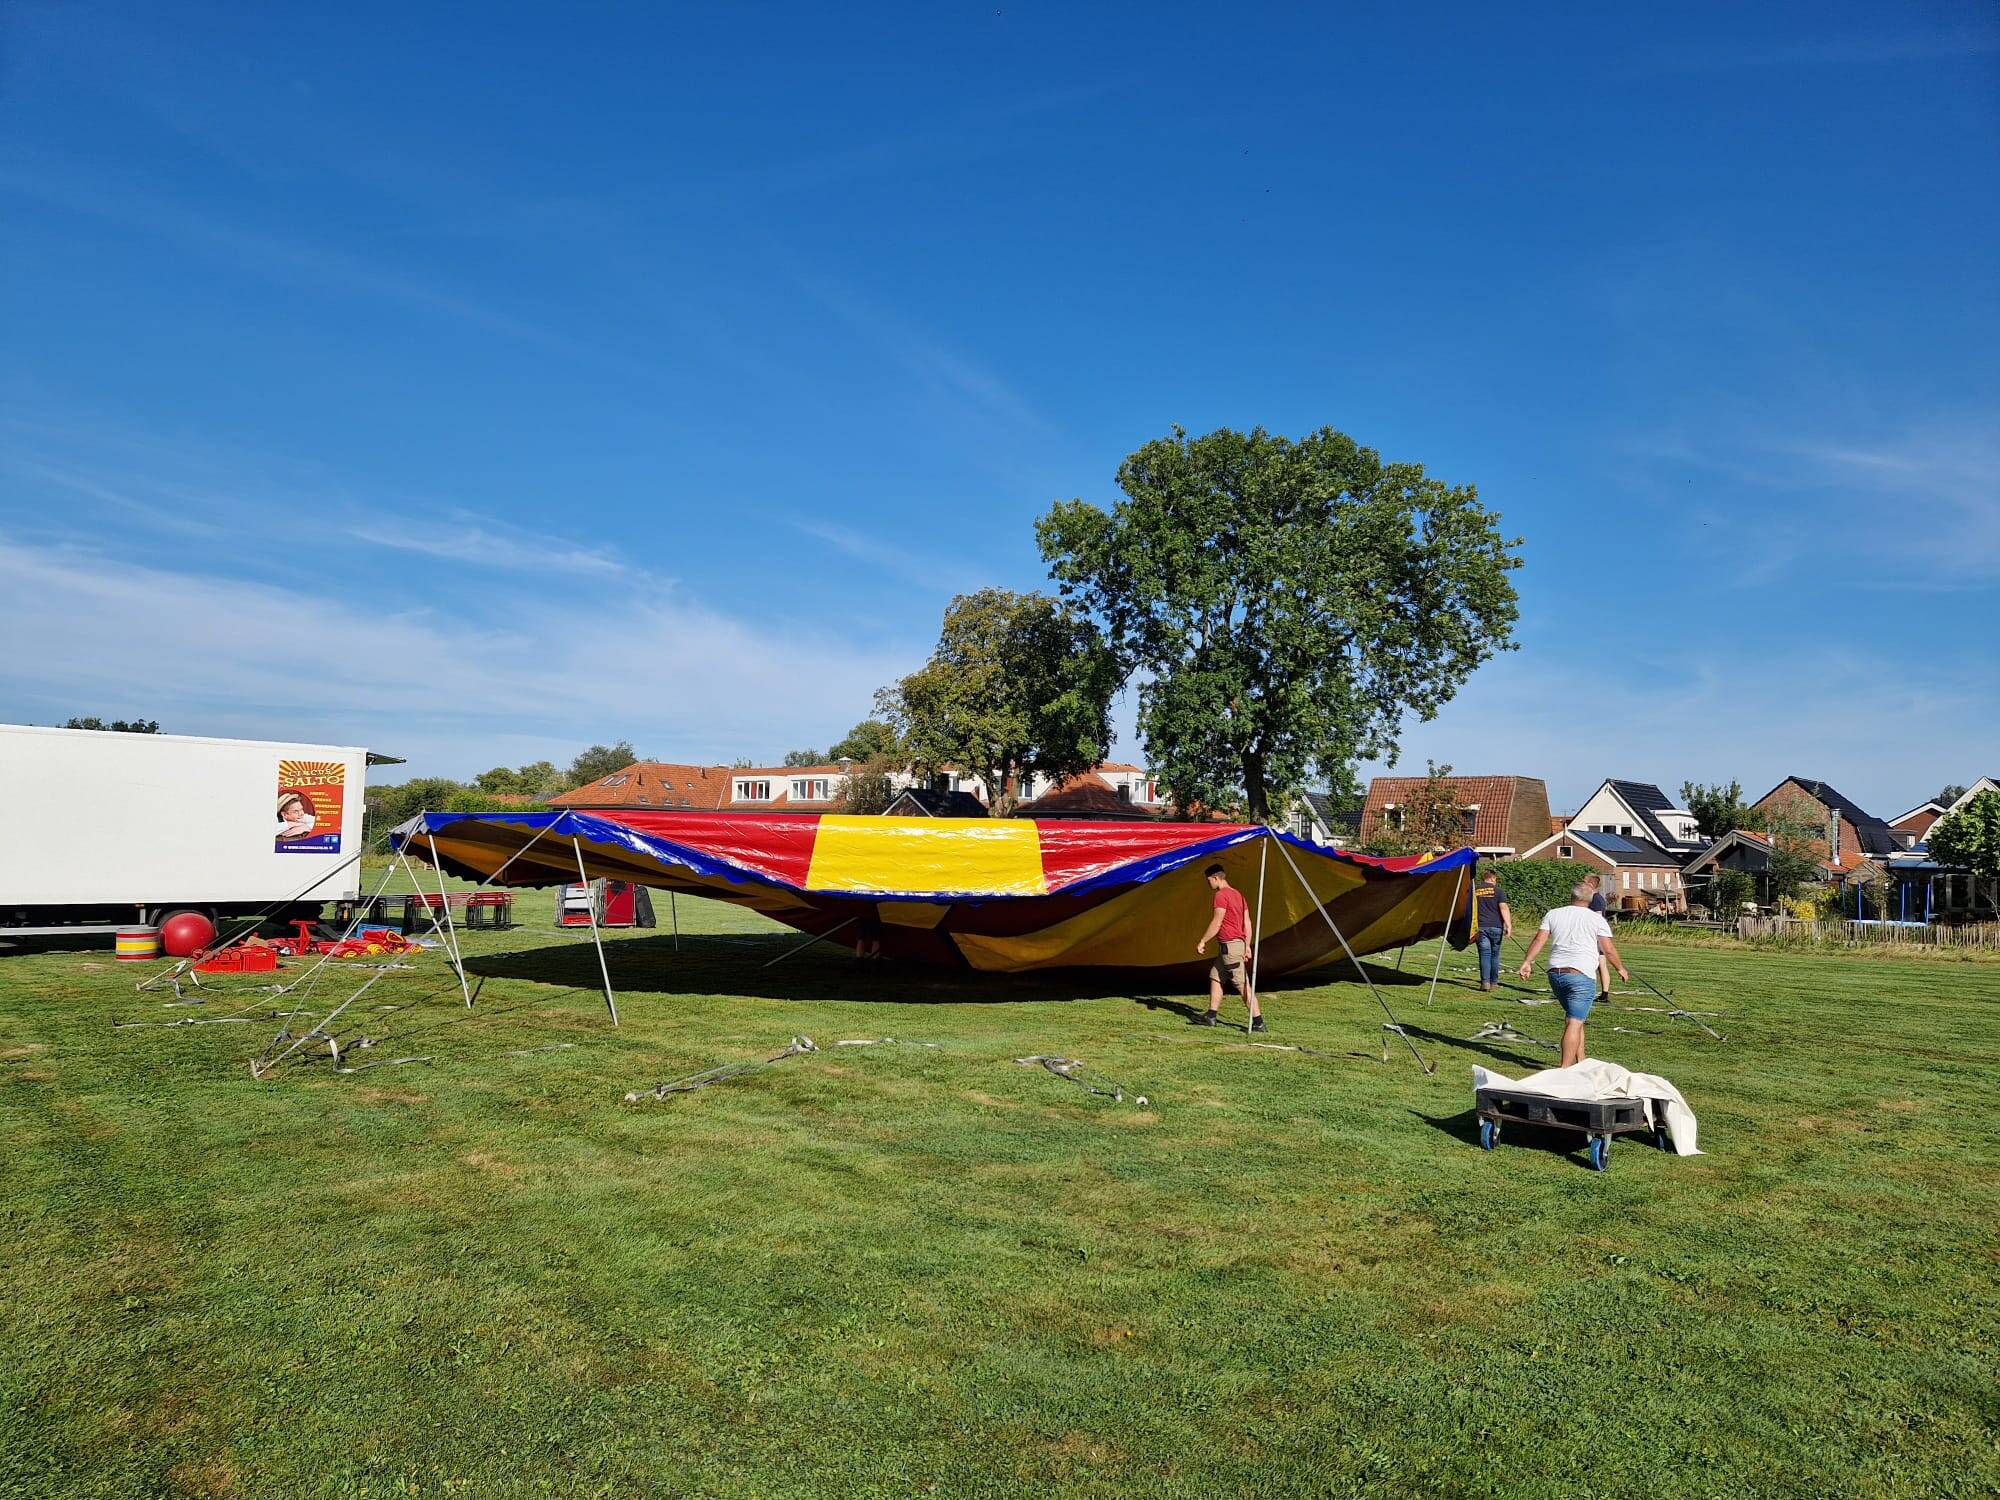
[3,875,1996,1499]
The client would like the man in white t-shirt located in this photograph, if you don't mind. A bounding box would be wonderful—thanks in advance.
[1517,881,1631,1066]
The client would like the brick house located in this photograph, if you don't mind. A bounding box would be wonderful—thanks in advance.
[1748,776,1902,876]
[1888,801,1947,847]
[1517,827,1688,912]
[1359,775,1552,856]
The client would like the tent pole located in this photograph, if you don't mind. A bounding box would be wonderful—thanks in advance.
[427,833,475,1008]
[1249,834,1269,1016]
[395,840,474,1009]
[670,890,680,951]
[1422,863,1466,1007]
[760,917,857,970]
[1271,837,1434,1074]
[573,839,619,1027]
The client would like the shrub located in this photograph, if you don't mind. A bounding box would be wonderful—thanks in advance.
[1491,860,1589,922]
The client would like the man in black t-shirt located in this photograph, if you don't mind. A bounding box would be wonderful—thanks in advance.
[1472,869,1513,990]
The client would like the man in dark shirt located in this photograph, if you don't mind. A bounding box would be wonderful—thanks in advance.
[1472,869,1512,990]
[1194,863,1266,1032]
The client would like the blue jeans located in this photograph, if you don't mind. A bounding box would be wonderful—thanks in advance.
[1475,928,1505,986]
[1549,968,1596,1021]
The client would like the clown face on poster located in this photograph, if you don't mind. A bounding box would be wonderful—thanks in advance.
[275,759,346,853]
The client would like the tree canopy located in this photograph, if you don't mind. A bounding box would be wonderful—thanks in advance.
[1039,425,1520,821]
[1365,761,1467,855]
[65,716,160,733]
[887,587,1117,814]
[829,719,903,763]
[473,760,568,799]
[1935,783,1969,808]
[1929,791,2000,914]
[783,748,825,767]
[1681,779,1751,839]
[568,741,639,787]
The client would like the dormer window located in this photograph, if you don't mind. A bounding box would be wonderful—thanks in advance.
[791,777,831,801]
[734,778,772,802]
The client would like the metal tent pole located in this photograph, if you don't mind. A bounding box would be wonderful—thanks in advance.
[1422,863,1467,1007]
[760,917,857,970]
[394,840,474,1009]
[670,890,680,951]
[1271,836,1434,1073]
[1249,835,1269,1015]
[427,833,475,1008]
[573,838,619,1027]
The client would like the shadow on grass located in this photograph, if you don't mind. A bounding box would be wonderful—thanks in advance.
[461,932,1459,1012]
[1412,1107,1615,1172]
[1398,1023,1556,1072]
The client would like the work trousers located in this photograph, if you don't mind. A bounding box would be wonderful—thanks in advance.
[1475,928,1506,986]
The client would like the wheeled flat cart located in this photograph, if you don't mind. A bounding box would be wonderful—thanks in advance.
[1475,1085,1670,1172]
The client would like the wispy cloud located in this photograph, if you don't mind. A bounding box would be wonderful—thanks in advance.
[0,534,918,774]
[790,517,982,595]
[350,513,632,578]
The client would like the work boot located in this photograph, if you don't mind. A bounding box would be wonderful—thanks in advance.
[1192,1011,1218,1027]
[1249,1015,1269,1033]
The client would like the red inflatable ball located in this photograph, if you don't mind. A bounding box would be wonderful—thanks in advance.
[158,909,218,958]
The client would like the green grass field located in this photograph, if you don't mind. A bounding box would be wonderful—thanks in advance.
[3,871,1996,1498]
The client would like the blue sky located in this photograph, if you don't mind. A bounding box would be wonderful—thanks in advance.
[2,0,1994,815]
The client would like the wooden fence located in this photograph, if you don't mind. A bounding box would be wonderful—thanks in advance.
[1734,916,2000,949]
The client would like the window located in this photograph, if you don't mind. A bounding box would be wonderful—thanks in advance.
[603,775,628,787]
[1621,872,1630,889]
[1620,825,1634,836]
[734,778,772,801]
[791,778,830,801]
[1461,808,1478,837]
[1558,844,1573,859]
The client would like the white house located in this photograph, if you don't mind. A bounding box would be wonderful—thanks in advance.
[1567,779,1705,858]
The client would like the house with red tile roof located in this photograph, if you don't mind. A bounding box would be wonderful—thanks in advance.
[1358,774,1552,856]
[551,761,871,813]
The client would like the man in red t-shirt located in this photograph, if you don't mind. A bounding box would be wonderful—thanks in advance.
[1194,862,1266,1032]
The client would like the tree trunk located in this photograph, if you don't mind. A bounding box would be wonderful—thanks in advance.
[1243,752,1268,824]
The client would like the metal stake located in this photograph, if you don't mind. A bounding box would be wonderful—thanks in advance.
[573,838,619,1027]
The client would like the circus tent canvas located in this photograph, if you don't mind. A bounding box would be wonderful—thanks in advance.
[394,810,1474,980]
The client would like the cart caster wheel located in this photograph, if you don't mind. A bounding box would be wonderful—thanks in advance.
[1479,1119,1497,1151]
[1589,1135,1609,1172]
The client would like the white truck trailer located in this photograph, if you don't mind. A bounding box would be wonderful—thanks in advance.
[0,723,397,941]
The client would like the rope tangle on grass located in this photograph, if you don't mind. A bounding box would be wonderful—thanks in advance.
[625,1036,819,1102]
[1014,1054,1148,1106]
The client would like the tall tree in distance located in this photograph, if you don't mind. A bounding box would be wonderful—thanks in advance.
[888,588,1118,814]
[1935,783,1968,808]
[1040,425,1520,821]
[783,748,826,767]
[65,716,160,733]
[829,719,903,763]
[1681,779,1750,839]
[567,741,639,787]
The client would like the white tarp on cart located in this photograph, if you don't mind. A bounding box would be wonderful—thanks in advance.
[1473,1058,1703,1156]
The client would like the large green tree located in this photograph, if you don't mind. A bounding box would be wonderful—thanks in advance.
[888,588,1117,814]
[1039,425,1520,821]
[1929,790,2000,917]
[474,760,567,799]
[1681,779,1751,839]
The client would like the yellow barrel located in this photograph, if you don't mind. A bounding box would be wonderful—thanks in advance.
[115,926,161,962]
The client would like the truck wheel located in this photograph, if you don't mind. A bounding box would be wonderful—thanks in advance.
[156,909,218,957]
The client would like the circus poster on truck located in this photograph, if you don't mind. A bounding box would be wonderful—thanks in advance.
[275,759,345,853]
